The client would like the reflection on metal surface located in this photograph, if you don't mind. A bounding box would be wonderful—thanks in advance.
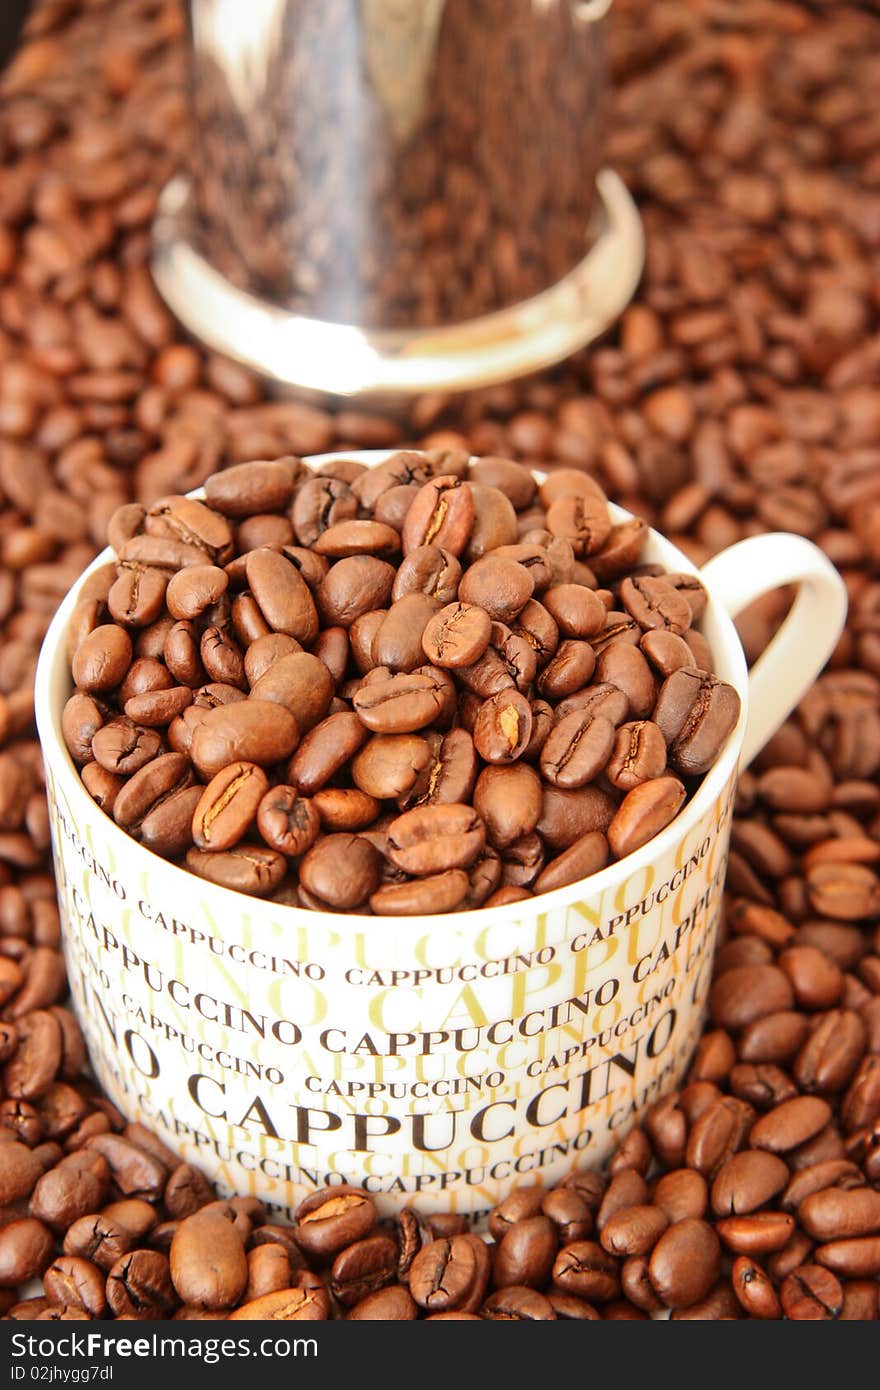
[361,0,447,143]
[152,168,644,398]
[184,0,610,329]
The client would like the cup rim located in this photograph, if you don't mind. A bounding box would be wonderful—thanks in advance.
[35,450,748,935]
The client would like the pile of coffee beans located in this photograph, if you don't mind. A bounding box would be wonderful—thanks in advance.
[190,0,605,327]
[0,0,878,1319]
[61,451,741,914]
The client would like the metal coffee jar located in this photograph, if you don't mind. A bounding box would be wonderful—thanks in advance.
[152,0,643,397]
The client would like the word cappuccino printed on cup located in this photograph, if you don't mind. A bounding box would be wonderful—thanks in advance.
[46,756,735,1219]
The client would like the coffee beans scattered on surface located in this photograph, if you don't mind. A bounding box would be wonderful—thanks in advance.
[61,452,741,914]
[0,0,879,1320]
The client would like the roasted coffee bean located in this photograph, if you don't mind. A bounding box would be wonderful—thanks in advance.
[346,1286,419,1321]
[533,831,608,895]
[538,785,616,850]
[473,690,533,764]
[540,712,615,788]
[169,1209,248,1310]
[71,625,132,693]
[654,668,741,775]
[294,1188,376,1260]
[250,653,333,732]
[191,763,268,851]
[474,764,543,850]
[482,1287,557,1320]
[780,1265,843,1321]
[648,1220,721,1310]
[732,1256,782,1320]
[353,667,450,735]
[106,1249,177,1320]
[600,1205,669,1258]
[370,870,470,917]
[608,776,686,859]
[112,753,192,834]
[297,835,382,910]
[402,477,474,557]
[190,701,299,779]
[551,1241,619,1303]
[798,1187,880,1242]
[386,805,486,876]
[330,1234,398,1306]
[0,1218,55,1287]
[289,712,369,795]
[751,1097,833,1153]
[409,1235,480,1313]
[710,967,796,1032]
[652,1170,708,1225]
[63,1215,133,1273]
[606,721,668,791]
[185,846,287,897]
[229,1284,330,1321]
[716,1212,796,1255]
[621,575,692,635]
[793,1010,867,1093]
[493,1216,557,1289]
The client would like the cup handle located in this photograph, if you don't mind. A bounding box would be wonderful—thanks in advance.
[700,532,848,769]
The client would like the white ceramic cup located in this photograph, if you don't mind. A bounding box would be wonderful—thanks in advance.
[35,452,848,1225]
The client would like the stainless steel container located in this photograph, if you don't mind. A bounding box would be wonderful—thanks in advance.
[153,0,643,397]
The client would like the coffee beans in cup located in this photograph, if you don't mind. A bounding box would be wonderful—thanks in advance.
[61,452,741,914]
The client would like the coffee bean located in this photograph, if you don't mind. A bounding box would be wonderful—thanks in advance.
[106,1249,177,1319]
[798,1187,880,1242]
[815,1238,880,1280]
[402,478,474,557]
[473,690,533,764]
[551,1241,619,1303]
[654,667,741,774]
[191,762,268,851]
[353,667,450,735]
[493,1216,558,1289]
[346,1286,419,1320]
[420,602,491,670]
[710,966,796,1031]
[606,721,668,791]
[621,575,692,635]
[71,625,132,693]
[608,776,686,859]
[185,846,287,897]
[249,653,333,732]
[229,1284,330,1320]
[330,1234,398,1306]
[731,1256,782,1319]
[294,1187,376,1259]
[298,835,382,911]
[750,1096,833,1153]
[600,1205,669,1258]
[63,1214,133,1272]
[780,1264,843,1321]
[482,1286,557,1320]
[170,1209,248,1310]
[648,1219,721,1310]
[0,1218,54,1287]
[540,711,615,788]
[190,700,299,779]
[386,805,486,876]
[409,1235,480,1313]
